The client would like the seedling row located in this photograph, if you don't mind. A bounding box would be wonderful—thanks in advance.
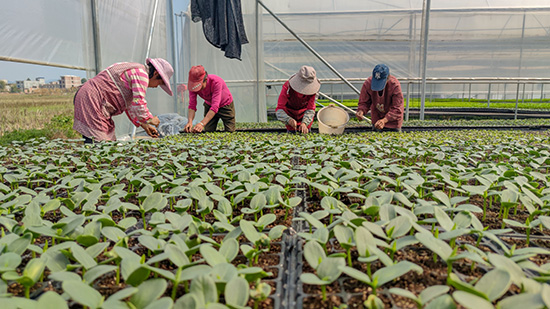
[0,130,550,308]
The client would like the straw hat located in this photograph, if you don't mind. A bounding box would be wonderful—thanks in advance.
[289,65,321,95]
[146,58,173,96]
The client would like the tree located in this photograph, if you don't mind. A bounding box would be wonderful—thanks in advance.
[10,85,21,93]
[81,78,87,84]
[0,80,5,91]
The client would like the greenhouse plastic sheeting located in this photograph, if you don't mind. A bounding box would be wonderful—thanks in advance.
[180,0,267,123]
[0,0,176,140]
[257,0,550,107]
[178,0,550,110]
[260,0,550,78]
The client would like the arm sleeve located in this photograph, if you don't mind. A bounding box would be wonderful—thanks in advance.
[301,94,317,125]
[357,80,372,115]
[188,91,198,111]
[302,109,316,126]
[208,80,223,113]
[124,68,153,126]
[276,109,292,124]
[385,82,405,122]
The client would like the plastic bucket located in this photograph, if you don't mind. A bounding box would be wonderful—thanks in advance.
[317,104,349,135]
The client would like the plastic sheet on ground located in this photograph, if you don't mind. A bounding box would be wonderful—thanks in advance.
[157,113,192,137]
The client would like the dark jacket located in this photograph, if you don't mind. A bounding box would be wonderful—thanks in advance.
[191,0,249,60]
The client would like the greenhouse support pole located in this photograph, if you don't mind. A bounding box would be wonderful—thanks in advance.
[541,84,544,101]
[419,0,431,120]
[406,13,414,122]
[468,84,471,102]
[145,0,159,59]
[168,0,178,113]
[255,0,261,122]
[0,57,87,70]
[514,83,520,120]
[257,0,360,95]
[405,83,410,121]
[133,0,159,139]
[487,83,491,107]
[522,84,526,104]
[90,0,101,75]
[180,12,189,117]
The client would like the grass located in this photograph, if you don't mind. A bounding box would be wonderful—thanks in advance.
[0,90,76,134]
[0,90,79,143]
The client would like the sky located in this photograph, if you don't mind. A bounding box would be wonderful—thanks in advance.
[0,0,189,84]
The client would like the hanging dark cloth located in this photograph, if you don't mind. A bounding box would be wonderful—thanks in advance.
[191,0,249,60]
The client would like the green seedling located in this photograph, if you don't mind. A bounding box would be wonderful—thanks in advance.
[339,261,423,296]
[2,257,46,298]
[503,218,540,245]
[389,285,450,309]
[450,268,512,308]
[415,231,488,275]
[250,280,271,309]
[240,220,286,265]
[334,224,355,266]
[138,192,167,228]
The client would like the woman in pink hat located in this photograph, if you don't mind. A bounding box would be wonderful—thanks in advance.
[73,58,173,142]
[183,65,236,133]
[276,66,321,133]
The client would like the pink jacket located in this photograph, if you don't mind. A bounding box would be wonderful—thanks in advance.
[188,74,233,113]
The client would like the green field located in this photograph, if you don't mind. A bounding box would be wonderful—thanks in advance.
[318,98,550,110]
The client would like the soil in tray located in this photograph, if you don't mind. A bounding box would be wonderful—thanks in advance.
[499,237,550,265]
[301,294,345,309]
[246,296,275,309]
[173,203,294,229]
[300,243,488,308]
[470,196,550,235]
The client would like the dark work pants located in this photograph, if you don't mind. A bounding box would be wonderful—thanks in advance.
[203,102,236,132]
[82,135,95,144]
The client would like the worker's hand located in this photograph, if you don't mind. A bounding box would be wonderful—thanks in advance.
[147,116,160,127]
[287,119,297,129]
[356,110,364,121]
[374,118,388,130]
[298,123,309,134]
[183,122,193,133]
[142,123,159,138]
[192,122,205,133]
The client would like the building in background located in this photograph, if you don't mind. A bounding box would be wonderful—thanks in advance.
[59,75,81,89]
[16,77,45,93]
[12,75,82,92]
[41,81,60,89]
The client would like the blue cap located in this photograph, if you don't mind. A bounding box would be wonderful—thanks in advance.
[371,64,389,91]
